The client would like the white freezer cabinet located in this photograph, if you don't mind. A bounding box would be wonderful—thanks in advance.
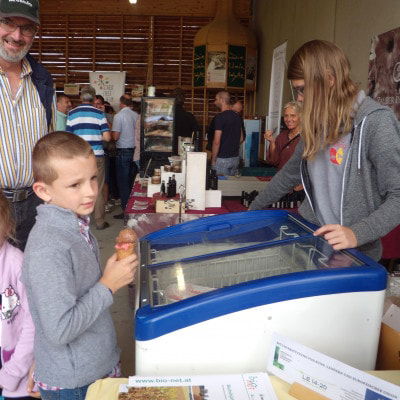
[135,210,387,375]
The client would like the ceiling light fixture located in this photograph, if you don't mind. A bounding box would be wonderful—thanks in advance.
[129,0,137,4]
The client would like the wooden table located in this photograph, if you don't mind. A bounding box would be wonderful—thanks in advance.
[86,371,400,400]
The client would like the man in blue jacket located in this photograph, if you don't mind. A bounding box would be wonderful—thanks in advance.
[0,0,55,250]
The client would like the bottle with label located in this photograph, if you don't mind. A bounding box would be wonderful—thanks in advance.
[167,177,172,197]
[206,167,212,190]
[160,180,166,197]
[193,130,202,152]
[210,169,218,190]
[170,174,177,197]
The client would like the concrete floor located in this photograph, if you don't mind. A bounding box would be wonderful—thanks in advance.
[92,205,136,377]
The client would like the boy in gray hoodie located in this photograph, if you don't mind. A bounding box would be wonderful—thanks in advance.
[22,132,137,400]
[250,40,400,261]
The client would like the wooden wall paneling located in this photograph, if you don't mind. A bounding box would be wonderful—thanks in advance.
[95,15,122,71]
[65,15,69,83]
[30,11,251,129]
[153,16,181,87]
[123,15,150,86]
[40,0,251,18]
[120,17,124,72]
[92,16,96,73]
[179,17,183,85]
[146,16,154,86]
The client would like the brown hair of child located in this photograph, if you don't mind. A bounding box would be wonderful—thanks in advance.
[32,131,94,184]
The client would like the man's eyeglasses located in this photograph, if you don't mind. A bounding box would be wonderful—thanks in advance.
[0,18,38,38]
[293,85,305,96]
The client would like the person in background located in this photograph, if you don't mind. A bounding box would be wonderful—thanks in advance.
[0,191,38,400]
[22,132,137,400]
[112,96,139,219]
[212,91,243,176]
[0,0,55,250]
[93,96,117,213]
[56,94,72,131]
[132,100,142,170]
[264,101,302,170]
[250,40,400,261]
[264,101,304,206]
[103,102,119,209]
[94,94,106,113]
[173,88,200,151]
[66,85,111,230]
[206,114,216,151]
[231,97,246,142]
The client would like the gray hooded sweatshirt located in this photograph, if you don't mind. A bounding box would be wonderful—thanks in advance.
[22,204,120,388]
[250,96,400,260]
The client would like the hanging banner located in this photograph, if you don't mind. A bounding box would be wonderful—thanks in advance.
[264,41,287,160]
[368,27,400,120]
[193,45,206,87]
[228,45,246,88]
[89,71,126,112]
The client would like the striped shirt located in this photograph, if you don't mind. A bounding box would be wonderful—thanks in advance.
[66,104,109,156]
[0,58,55,189]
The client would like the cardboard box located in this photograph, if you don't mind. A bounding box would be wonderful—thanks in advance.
[205,190,222,208]
[155,199,185,214]
[376,296,400,369]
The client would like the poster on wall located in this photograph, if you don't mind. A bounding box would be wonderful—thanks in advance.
[368,27,400,120]
[206,51,227,84]
[63,83,80,96]
[264,41,287,160]
[228,45,246,88]
[89,71,126,112]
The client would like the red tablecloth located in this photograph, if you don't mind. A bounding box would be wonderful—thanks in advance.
[126,182,233,215]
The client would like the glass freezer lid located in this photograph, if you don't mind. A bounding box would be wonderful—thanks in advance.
[144,235,363,307]
[144,213,313,266]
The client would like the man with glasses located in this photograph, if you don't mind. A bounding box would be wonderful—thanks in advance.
[0,0,55,250]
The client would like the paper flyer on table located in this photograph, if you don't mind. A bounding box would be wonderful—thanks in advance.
[267,332,400,399]
[121,372,277,399]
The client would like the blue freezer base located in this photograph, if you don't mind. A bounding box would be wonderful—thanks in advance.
[135,290,385,375]
[136,210,387,375]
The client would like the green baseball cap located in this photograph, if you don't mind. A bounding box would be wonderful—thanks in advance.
[0,0,40,24]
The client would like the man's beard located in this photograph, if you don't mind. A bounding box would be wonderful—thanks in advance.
[0,38,32,63]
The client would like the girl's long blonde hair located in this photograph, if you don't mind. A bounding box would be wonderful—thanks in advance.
[287,40,358,159]
[0,191,15,245]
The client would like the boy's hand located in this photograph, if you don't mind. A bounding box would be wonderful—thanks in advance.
[100,253,138,294]
[314,224,357,250]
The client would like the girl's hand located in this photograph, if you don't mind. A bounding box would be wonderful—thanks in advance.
[27,364,41,398]
[314,224,357,250]
[264,130,275,143]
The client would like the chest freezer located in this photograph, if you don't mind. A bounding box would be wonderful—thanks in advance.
[135,210,387,375]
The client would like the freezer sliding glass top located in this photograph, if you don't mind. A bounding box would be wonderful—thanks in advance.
[142,212,313,266]
[144,235,363,307]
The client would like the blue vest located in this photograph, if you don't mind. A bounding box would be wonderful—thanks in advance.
[26,53,54,129]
